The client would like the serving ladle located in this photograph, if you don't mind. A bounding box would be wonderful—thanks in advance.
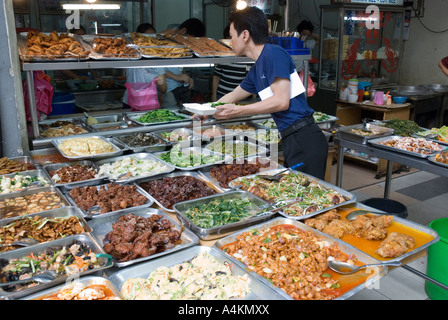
[257,162,304,182]
[0,238,40,248]
[0,270,58,288]
[345,209,391,221]
[328,260,402,275]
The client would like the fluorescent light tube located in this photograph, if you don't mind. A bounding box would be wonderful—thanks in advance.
[62,4,121,10]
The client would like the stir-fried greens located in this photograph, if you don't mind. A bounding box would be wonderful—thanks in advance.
[137,110,185,124]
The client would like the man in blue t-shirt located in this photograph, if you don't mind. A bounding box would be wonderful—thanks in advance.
[193,6,328,179]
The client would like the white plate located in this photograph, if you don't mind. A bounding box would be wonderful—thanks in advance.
[184,103,218,116]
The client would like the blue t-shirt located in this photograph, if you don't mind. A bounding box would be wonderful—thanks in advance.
[240,44,314,132]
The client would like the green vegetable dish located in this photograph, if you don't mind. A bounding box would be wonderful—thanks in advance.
[137,109,185,124]
[158,147,223,168]
[183,198,259,229]
[382,119,424,137]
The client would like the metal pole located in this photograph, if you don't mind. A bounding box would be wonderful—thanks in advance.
[26,71,39,139]
[402,265,448,292]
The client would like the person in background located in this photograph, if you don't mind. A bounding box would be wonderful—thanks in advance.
[439,56,448,77]
[295,20,320,73]
[123,23,167,108]
[162,18,206,37]
[211,25,254,101]
[193,7,328,180]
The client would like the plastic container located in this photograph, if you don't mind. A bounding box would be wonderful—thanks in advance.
[393,96,408,104]
[425,218,448,300]
[361,198,408,219]
[49,92,76,115]
[268,37,309,55]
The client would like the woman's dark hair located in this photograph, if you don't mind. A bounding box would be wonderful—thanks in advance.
[69,25,86,34]
[136,23,156,33]
[228,7,268,45]
[296,20,314,33]
[179,18,206,37]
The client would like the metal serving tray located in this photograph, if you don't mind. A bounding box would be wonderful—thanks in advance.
[127,111,191,126]
[21,276,122,300]
[137,170,224,213]
[153,146,232,171]
[28,148,71,167]
[151,128,201,148]
[106,245,287,300]
[192,124,232,140]
[427,153,448,168]
[199,156,284,191]
[38,122,91,140]
[51,136,126,160]
[87,208,200,268]
[81,114,121,126]
[205,137,270,159]
[314,114,339,130]
[94,152,175,183]
[252,118,277,129]
[0,169,52,195]
[219,121,261,134]
[0,186,70,221]
[338,203,440,263]
[113,132,171,153]
[42,160,104,193]
[0,233,113,300]
[64,182,154,220]
[244,129,282,147]
[0,206,92,250]
[369,135,442,158]
[213,217,388,300]
[228,168,356,221]
[173,190,275,241]
[81,35,142,61]
[339,123,395,144]
[0,156,37,173]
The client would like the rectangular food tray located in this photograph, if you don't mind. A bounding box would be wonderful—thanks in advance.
[0,169,53,195]
[94,152,176,183]
[173,190,275,241]
[136,170,224,212]
[51,136,126,160]
[127,111,191,126]
[368,135,441,158]
[87,208,200,268]
[106,245,287,300]
[113,132,171,153]
[228,168,356,220]
[213,217,388,300]
[42,160,105,193]
[64,182,154,220]
[339,124,395,144]
[150,128,201,148]
[0,233,113,300]
[204,138,270,159]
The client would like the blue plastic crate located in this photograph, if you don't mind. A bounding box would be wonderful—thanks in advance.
[268,37,309,55]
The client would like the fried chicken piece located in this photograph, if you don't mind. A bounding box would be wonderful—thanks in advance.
[322,219,355,239]
[351,214,394,241]
[304,209,341,231]
[376,232,415,258]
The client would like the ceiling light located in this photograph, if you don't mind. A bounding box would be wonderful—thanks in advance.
[62,4,121,10]
[236,0,248,10]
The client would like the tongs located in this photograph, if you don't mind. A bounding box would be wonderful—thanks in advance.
[248,197,303,217]
[258,162,304,182]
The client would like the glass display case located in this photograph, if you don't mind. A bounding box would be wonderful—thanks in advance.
[318,4,406,92]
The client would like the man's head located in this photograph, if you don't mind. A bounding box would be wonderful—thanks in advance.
[296,20,314,37]
[178,18,206,37]
[228,6,268,45]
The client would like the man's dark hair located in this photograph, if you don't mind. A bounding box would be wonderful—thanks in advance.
[296,20,314,33]
[228,7,268,45]
[179,18,206,37]
[136,23,156,33]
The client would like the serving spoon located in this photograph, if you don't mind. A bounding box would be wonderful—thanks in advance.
[0,238,40,248]
[257,162,304,182]
[345,209,390,221]
[328,260,402,275]
[0,271,58,288]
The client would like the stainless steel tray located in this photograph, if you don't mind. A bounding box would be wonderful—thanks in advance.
[339,123,395,144]
[94,152,175,183]
[51,136,126,160]
[314,114,339,130]
[228,168,356,220]
[243,129,282,147]
[38,121,91,140]
[151,128,201,148]
[87,208,200,268]
[113,132,171,153]
[64,182,154,220]
[21,276,122,300]
[369,135,442,158]
[42,160,104,192]
[191,124,232,140]
[199,156,284,191]
[127,111,191,126]
[136,170,224,212]
[0,206,92,251]
[28,148,71,167]
[81,114,122,126]
[153,146,232,171]
[219,121,261,134]
[213,217,388,300]
[173,190,275,241]
[0,156,37,173]
[0,169,52,195]
[0,233,113,300]
[81,35,142,61]
[252,118,277,129]
[204,137,270,159]
[336,203,440,263]
[0,186,70,221]
[106,245,287,300]
[427,153,448,168]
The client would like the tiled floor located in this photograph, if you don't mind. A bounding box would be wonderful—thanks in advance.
[328,160,448,300]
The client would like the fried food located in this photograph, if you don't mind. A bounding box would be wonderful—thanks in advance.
[0,157,34,175]
[376,232,415,258]
[351,214,394,241]
[92,37,138,58]
[41,124,88,138]
[57,137,115,157]
[171,34,233,56]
